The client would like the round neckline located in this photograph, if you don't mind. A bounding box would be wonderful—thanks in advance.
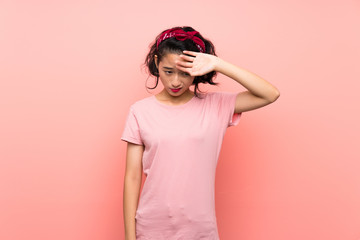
[152,94,197,109]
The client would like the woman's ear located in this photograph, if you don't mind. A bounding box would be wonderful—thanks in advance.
[154,55,158,68]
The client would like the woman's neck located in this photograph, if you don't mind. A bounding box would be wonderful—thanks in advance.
[155,89,194,106]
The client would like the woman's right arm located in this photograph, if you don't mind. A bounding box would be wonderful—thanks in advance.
[123,142,144,240]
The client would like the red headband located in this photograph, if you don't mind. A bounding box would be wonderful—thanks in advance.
[156,28,206,53]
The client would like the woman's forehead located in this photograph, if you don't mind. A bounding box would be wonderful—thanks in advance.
[159,53,181,66]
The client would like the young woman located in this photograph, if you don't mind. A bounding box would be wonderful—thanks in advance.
[122,26,280,240]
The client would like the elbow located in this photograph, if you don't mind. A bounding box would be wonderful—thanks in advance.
[129,173,142,182]
[267,89,280,103]
[270,89,280,102]
[124,168,143,183]
[273,89,281,101]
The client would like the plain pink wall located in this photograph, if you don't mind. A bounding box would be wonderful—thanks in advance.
[1,0,359,240]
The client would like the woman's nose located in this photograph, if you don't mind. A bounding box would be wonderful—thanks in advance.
[171,74,181,87]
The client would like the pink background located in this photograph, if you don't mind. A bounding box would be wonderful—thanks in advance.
[1,0,359,240]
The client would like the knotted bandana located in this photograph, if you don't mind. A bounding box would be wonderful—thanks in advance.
[156,27,206,53]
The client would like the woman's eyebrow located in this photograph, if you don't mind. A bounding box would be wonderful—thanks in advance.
[163,66,174,69]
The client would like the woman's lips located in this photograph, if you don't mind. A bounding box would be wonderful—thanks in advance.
[171,88,181,93]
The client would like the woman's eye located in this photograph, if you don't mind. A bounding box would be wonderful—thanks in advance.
[165,71,172,74]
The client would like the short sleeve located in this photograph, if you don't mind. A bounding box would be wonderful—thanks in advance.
[215,92,242,127]
[121,107,143,145]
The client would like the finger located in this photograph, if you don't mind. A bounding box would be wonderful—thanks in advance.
[175,65,192,75]
[176,60,193,68]
[179,54,195,62]
[182,50,198,57]
[176,65,202,77]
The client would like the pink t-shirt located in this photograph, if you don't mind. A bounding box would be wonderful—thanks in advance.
[121,91,242,240]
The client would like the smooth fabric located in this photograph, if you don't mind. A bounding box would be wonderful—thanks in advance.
[121,91,242,240]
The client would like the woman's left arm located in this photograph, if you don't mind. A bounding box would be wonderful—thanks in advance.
[176,50,280,113]
[216,58,280,113]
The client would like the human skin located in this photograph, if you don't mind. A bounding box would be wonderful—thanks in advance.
[153,50,280,110]
[175,50,280,113]
[123,53,197,240]
[123,50,280,239]
[123,142,144,240]
[154,53,196,105]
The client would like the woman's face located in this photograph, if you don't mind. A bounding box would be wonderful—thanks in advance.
[155,52,195,98]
